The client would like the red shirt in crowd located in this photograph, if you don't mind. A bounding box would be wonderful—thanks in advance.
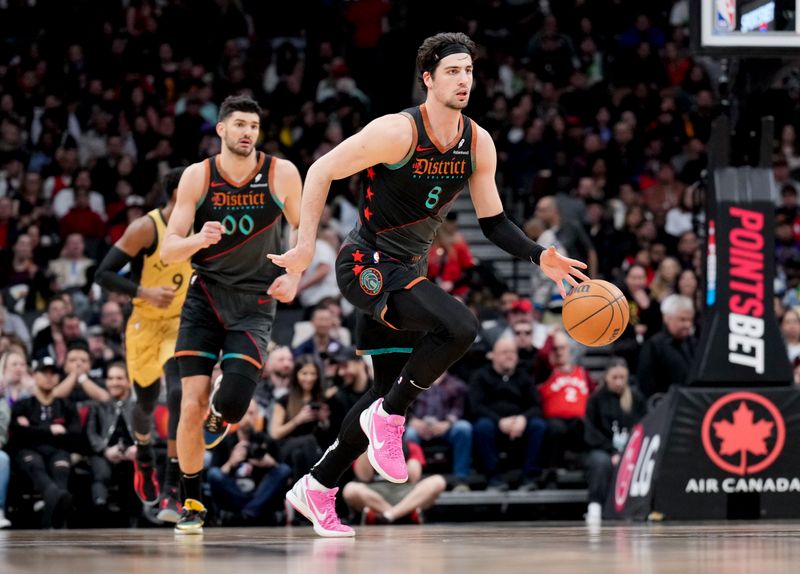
[539,365,593,419]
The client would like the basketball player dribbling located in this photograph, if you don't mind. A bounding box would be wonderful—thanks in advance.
[161,95,302,534]
[269,32,589,537]
[95,167,190,522]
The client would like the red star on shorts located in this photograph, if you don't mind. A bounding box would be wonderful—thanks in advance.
[352,250,365,263]
[367,167,375,180]
[353,264,364,276]
[366,186,374,201]
[364,207,372,221]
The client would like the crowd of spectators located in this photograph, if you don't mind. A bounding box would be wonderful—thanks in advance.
[1,0,799,529]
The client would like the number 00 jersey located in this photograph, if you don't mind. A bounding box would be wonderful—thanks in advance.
[192,152,285,292]
[355,104,476,261]
[131,208,192,320]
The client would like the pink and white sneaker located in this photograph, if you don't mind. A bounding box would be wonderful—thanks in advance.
[359,398,408,483]
[286,475,355,538]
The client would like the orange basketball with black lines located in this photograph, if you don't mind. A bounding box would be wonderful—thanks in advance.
[562,280,629,347]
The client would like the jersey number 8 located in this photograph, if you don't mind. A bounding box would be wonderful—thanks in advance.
[426,186,442,209]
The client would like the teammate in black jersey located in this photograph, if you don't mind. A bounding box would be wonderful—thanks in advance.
[161,95,302,534]
[270,32,588,537]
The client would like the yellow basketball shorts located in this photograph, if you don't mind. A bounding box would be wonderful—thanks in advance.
[126,311,181,386]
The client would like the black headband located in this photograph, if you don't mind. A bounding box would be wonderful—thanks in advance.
[428,44,471,70]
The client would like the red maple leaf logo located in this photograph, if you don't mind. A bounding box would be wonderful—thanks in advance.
[712,402,774,476]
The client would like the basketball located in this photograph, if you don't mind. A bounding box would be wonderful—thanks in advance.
[562,280,629,347]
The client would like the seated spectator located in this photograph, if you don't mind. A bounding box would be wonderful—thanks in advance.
[47,233,95,295]
[51,340,111,403]
[538,329,593,480]
[481,298,551,352]
[0,291,31,352]
[637,294,697,397]
[207,400,292,525]
[293,306,343,362]
[9,357,82,528]
[342,441,446,525]
[470,336,547,491]
[269,355,332,483]
[614,264,662,371]
[98,300,125,353]
[426,216,476,299]
[30,295,68,339]
[0,233,52,313]
[0,369,10,528]
[86,324,119,382]
[405,371,472,491]
[58,187,106,243]
[0,348,34,404]
[327,347,371,437]
[33,313,85,366]
[780,308,800,363]
[255,345,293,417]
[85,362,136,508]
[584,358,647,524]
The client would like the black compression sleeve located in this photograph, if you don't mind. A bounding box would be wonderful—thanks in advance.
[95,246,139,297]
[478,212,545,265]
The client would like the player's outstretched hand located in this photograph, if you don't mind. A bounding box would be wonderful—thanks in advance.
[198,221,224,248]
[267,272,301,303]
[539,246,590,298]
[267,244,314,275]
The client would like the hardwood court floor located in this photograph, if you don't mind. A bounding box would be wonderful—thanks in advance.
[2,521,799,574]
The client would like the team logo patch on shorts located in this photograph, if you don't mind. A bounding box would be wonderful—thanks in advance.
[359,267,383,296]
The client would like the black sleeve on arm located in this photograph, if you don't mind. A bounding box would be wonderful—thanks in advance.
[95,246,140,298]
[479,212,545,266]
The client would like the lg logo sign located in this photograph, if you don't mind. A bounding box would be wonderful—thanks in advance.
[614,424,662,511]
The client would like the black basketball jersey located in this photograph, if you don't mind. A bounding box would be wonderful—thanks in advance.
[355,104,476,260]
[192,152,285,291]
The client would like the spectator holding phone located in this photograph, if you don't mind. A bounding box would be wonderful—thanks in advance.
[269,355,332,482]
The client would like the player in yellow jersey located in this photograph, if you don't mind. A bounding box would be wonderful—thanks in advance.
[95,167,191,521]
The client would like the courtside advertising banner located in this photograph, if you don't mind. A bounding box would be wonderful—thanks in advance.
[608,387,800,520]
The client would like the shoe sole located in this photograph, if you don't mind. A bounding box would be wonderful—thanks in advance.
[359,407,408,484]
[157,508,181,523]
[204,425,230,450]
[285,489,355,538]
[174,525,204,535]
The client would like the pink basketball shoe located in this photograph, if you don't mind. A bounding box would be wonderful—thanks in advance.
[286,475,355,538]
[359,398,408,483]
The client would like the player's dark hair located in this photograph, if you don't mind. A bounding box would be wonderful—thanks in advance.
[416,32,477,91]
[218,95,262,122]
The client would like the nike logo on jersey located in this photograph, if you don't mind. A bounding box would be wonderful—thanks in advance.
[258,297,272,304]
[210,181,225,187]
[416,145,435,152]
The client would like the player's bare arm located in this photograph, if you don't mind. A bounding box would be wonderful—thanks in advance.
[161,162,223,264]
[469,125,589,297]
[268,113,413,274]
[266,157,303,303]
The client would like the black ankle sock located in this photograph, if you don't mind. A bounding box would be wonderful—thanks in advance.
[382,369,430,416]
[180,472,202,502]
[165,458,180,491]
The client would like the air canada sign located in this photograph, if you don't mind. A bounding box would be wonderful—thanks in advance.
[686,391,798,495]
[607,387,800,520]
